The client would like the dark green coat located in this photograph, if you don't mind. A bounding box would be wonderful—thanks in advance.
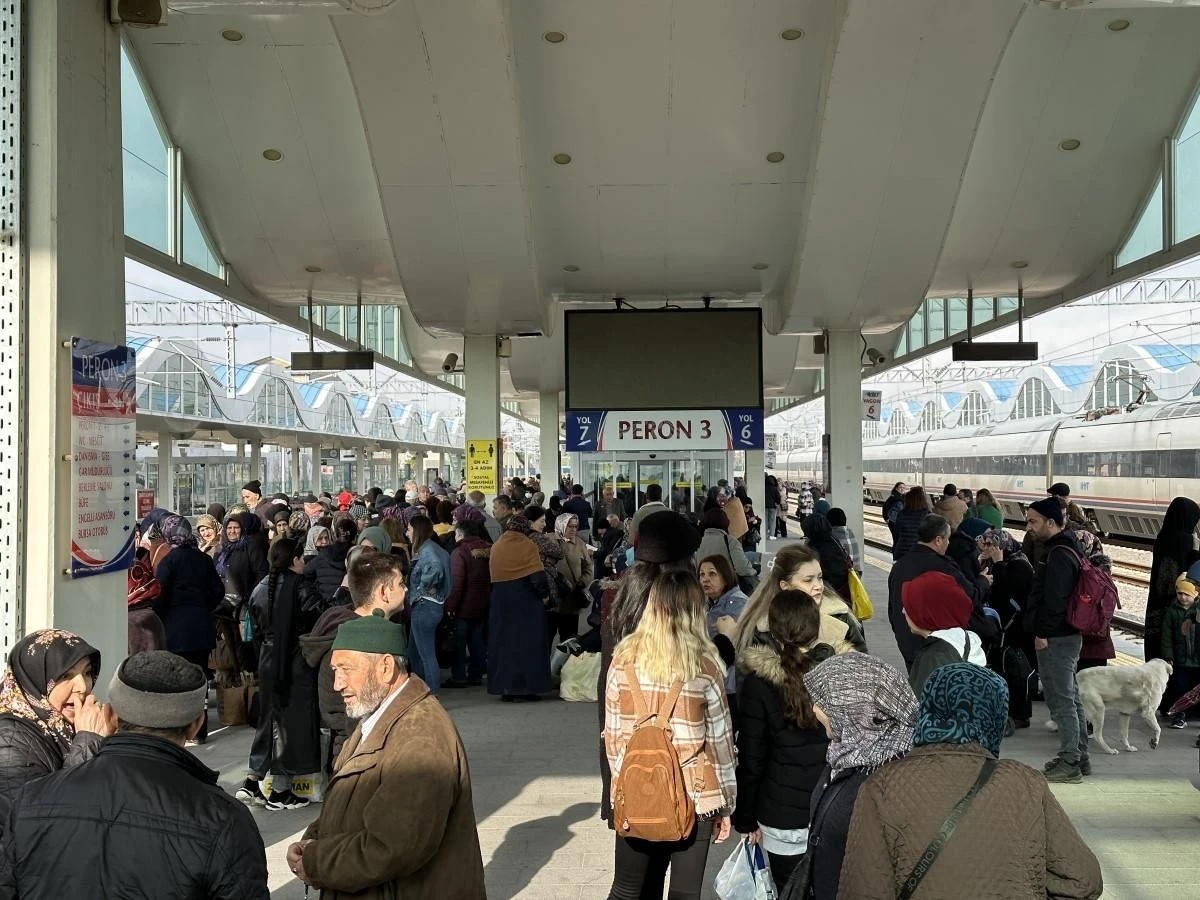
[1161,603,1200,668]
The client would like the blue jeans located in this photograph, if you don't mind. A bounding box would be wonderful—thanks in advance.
[765,508,778,542]
[409,599,444,694]
[1037,633,1088,765]
[452,617,487,684]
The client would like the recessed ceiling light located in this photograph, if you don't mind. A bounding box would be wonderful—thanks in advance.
[543,31,566,44]
[752,263,770,271]
[1107,19,1130,32]
[1011,260,1029,269]
[562,264,580,272]
[222,29,244,43]
[1058,138,1081,151]
[553,152,572,165]
[262,149,283,161]
[305,265,322,273]
[780,28,804,41]
[766,151,785,163]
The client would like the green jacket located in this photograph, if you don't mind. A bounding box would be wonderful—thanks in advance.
[1161,603,1200,668]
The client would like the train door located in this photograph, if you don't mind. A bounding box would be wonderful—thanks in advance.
[1155,433,1172,504]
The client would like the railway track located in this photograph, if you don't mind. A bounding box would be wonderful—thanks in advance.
[857,514,1146,637]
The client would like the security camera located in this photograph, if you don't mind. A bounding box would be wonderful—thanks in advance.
[442,352,459,373]
[866,348,886,365]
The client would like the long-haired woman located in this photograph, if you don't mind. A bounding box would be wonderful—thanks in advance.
[603,570,736,900]
[892,486,932,561]
[733,589,831,886]
[734,543,866,661]
[406,514,452,694]
[236,536,320,811]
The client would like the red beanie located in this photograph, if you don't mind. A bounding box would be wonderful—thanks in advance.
[902,571,972,632]
[337,490,353,511]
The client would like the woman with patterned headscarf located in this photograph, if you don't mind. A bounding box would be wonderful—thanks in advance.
[838,664,1103,900]
[153,515,225,744]
[977,527,1038,730]
[793,653,916,899]
[0,630,113,814]
[551,513,593,650]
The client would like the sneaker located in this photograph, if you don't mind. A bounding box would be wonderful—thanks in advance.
[1079,756,1092,777]
[265,789,311,811]
[1044,759,1083,784]
[1170,715,1187,729]
[235,778,266,806]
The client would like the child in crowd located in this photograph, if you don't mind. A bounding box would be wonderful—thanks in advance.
[1163,575,1200,728]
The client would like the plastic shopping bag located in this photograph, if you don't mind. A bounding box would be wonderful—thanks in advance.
[714,838,777,900]
[559,652,601,702]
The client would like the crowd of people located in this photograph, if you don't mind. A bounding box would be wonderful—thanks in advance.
[0,470,1156,899]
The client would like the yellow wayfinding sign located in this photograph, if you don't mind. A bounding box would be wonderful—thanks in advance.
[466,439,499,493]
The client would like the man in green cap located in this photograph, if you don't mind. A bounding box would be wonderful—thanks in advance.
[286,600,485,899]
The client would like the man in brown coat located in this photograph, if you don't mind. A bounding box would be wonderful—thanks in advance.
[287,609,485,899]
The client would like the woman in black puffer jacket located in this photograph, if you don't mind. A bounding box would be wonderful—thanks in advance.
[303,517,358,606]
[892,486,932,561]
[733,590,831,888]
[799,514,851,602]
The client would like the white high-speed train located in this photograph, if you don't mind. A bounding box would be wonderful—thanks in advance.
[768,399,1200,542]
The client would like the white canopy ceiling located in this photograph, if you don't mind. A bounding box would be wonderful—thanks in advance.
[135,0,1200,402]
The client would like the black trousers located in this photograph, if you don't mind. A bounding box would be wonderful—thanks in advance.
[767,850,802,890]
[608,818,714,900]
[547,610,579,652]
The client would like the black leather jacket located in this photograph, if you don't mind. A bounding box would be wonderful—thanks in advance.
[0,733,268,899]
[0,716,102,824]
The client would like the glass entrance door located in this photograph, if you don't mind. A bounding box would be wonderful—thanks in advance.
[635,461,666,510]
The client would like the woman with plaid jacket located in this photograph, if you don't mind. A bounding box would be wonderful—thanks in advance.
[603,570,737,900]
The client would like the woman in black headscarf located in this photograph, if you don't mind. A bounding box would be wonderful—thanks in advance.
[154,515,225,744]
[0,630,113,816]
[800,513,850,601]
[1148,497,1200,662]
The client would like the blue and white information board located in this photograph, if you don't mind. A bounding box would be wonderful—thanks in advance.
[565,408,763,452]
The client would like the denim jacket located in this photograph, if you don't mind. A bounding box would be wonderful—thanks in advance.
[408,540,452,603]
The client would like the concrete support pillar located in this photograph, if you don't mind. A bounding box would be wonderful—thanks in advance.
[22,0,126,672]
[539,392,560,488]
[289,447,301,496]
[745,449,765,503]
[235,441,245,459]
[249,441,262,484]
[361,447,372,493]
[464,335,501,500]
[412,452,427,485]
[309,444,321,496]
[390,449,400,488]
[823,330,864,536]
[157,434,175,514]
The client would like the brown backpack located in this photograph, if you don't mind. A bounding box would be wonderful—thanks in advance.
[612,665,696,841]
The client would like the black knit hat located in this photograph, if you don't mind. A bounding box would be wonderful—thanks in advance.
[1047,482,1071,498]
[242,479,262,495]
[635,511,701,564]
[1028,497,1064,526]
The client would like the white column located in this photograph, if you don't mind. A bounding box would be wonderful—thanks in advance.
[539,391,560,487]
[390,449,400,488]
[290,447,301,496]
[308,444,321,495]
[823,330,864,536]
[464,335,501,501]
[157,434,175,513]
[249,441,262,484]
[412,452,427,485]
[361,447,372,493]
[22,0,126,673]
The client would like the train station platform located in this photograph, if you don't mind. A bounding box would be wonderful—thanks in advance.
[196,541,1197,899]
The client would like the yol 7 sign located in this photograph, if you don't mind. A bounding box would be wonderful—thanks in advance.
[565,409,763,452]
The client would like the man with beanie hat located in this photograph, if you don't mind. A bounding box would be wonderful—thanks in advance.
[1047,482,1097,533]
[902,571,988,695]
[887,514,989,668]
[289,611,485,899]
[0,652,268,898]
[1025,496,1090,783]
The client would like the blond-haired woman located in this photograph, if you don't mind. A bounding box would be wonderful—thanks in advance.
[732,543,867,661]
[603,570,736,900]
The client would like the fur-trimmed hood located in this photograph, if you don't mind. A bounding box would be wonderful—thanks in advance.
[738,643,787,685]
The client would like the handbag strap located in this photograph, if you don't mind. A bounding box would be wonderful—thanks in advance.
[897,758,997,900]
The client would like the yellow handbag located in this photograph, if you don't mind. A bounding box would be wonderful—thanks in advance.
[847,569,873,621]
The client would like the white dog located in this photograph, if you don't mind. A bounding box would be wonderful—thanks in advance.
[1077,658,1173,755]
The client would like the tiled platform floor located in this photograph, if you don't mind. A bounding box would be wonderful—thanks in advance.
[190,537,1198,899]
